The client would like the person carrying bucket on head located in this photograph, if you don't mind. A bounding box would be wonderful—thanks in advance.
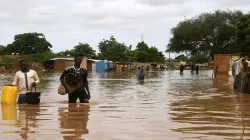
[11,60,40,104]
[60,55,90,103]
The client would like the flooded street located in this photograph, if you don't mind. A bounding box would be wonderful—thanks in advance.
[0,70,250,140]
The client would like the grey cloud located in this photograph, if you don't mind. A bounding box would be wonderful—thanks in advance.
[0,0,60,25]
[138,0,250,8]
[216,0,250,6]
[137,0,189,6]
[72,0,194,28]
[0,0,249,53]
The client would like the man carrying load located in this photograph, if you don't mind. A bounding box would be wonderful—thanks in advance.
[11,60,40,104]
[60,55,91,103]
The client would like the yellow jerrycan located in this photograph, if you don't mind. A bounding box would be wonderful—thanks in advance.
[1,86,18,105]
[1,104,17,120]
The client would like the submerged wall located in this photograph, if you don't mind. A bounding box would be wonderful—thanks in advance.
[54,57,88,72]
[214,53,240,74]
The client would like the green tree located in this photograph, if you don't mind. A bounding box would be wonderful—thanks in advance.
[24,51,55,62]
[97,36,129,62]
[135,41,149,62]
[148,47,165,62]
[56,50,73,57]
[94,53,106,60]
[72,43,96,58]
[236,13,250,57]
[105,42,128,62]
[5,32,52,55]
[125,45,137,63]
[188,55,211,63]
[175,54,188,61]
[55,43,96,58]
[167,10,243,59]
[98,36,117,54]
[135,41,165,62]
[0,45,6,55]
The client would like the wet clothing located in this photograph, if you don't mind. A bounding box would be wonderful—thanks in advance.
[17,94,27,104]
[60,65,90,103]
[248,72,250,94]
[68,87,89,103]
[233,60,240,92]
[12,69,39,104]
[12,70,40,94]
[191,64,195,74]
[232,61,238,78]
[138,72,144,81]
[233,60,250,93]
[240,67,248,93]
[234,75,240,92]
[236,59,243,76]
[180,65,184,74]
[196,65,199,74]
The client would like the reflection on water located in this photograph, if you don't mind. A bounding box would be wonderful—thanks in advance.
[18,105,41,140]
[58,104,89,140]
[1,105,17,120]
[0,70,250,139]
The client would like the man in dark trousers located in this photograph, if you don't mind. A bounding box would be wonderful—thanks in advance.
[12,60,40,104]
[60,55,90,103]
[180,64,184,74]
[196,65,200,74]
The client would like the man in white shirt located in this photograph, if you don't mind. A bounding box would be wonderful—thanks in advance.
[12,60,40,104]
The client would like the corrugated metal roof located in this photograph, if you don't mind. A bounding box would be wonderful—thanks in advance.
[51,58,73,60]
[50,58,112,62]
[88,59,101,62]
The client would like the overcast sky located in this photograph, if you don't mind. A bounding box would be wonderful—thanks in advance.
[0,0,249,57]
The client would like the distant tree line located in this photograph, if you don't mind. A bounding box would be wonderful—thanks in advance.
[1,10,249,64]
[0,33,165,63]
[166,10,250,62]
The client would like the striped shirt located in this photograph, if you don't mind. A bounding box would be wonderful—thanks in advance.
[60,65,88,86]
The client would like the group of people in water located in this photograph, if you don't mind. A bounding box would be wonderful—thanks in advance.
[10,55,147,104]
[180,63,200,75]
[9,54,249,104]
[232,56,250,94]
[10,55,91,104]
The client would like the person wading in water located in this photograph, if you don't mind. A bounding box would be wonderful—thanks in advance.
[180,64,184,75]
[11,60,40,104]
[60,55,90,103]
[196,65,200,74]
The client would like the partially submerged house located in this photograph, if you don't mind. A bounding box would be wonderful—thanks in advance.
[214,53,240,75]
[44,57,74,72]
[88,59,101,72]
[114,62,130,71]
[44,57,91,72]
[96,60,113,72]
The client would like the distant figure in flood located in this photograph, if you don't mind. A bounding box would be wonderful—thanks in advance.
[196,65,199,74]
[191,63,195,74]
[232,60,238,78]
[146,65,150,72]
[138,69,145,85]
[180,64,184,75]
[138,69,144,81]
[233,56,248,93]
[241,60,249,93]
[248,63,250,94]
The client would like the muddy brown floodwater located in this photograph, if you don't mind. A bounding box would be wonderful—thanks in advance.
[0,70,250,140]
